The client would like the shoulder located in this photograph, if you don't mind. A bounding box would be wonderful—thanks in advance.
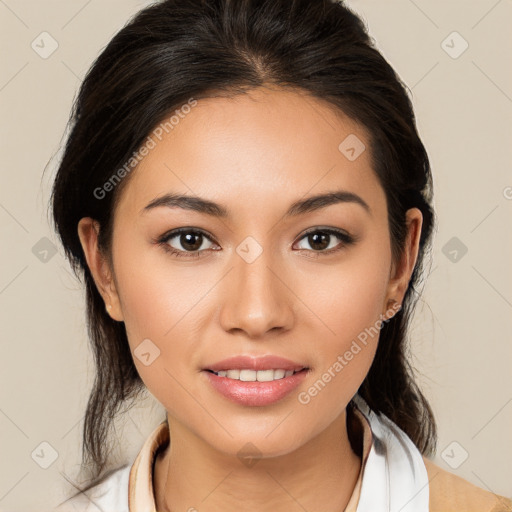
[54,464,131,512]
[423,457,512,512]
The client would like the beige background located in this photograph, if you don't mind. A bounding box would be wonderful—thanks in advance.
[0,0,511,510]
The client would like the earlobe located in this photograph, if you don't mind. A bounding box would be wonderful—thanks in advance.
[77,217,124,322]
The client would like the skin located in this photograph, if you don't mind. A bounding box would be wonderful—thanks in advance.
[78,85,422,512]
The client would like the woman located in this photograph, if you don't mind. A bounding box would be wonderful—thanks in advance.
[51,0,512,510]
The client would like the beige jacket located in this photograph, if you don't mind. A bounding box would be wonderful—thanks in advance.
[423,456,512,512]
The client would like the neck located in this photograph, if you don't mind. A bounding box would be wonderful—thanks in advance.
[154,410,362,512]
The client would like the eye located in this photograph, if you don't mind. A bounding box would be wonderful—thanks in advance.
[157,228,219,258]
[294,228,355,256]
[156,226,355,260]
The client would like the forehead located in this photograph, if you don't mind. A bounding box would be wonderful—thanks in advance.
[115,86,384,220]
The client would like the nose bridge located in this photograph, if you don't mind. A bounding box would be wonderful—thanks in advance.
[219,240,294,337]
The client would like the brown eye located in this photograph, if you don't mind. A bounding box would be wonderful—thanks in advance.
[158,228,217,257]
[306,232,331,251]
[178,232,204,251]
[295,228,354,254]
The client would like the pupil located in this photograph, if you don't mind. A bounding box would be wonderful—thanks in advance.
[310,232,329,250]
[181,233,202,251]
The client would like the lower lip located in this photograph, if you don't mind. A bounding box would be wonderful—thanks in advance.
[203,369,309,407]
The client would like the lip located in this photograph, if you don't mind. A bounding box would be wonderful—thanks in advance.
[203,367,309,407]
[203,355,306,372]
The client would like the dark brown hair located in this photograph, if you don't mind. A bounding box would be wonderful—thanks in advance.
[50,0,436,496]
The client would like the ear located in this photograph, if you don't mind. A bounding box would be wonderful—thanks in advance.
[77,217,124,322]
[383,208,423,318]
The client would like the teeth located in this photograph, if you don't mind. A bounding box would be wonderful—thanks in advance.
[213,368,302,381]
[226,369,240,379]
[273,369,286,380]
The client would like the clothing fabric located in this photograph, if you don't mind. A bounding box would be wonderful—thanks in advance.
[55,396,512,511]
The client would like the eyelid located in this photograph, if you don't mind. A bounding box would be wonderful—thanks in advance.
[297,226,353,240]
[157,227,218,250]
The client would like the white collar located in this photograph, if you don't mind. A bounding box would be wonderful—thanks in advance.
[352,394,430,512]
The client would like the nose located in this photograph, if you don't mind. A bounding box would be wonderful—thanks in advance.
[218,249,295,339]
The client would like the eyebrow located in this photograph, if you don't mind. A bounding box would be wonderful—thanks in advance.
[142,189,371,218]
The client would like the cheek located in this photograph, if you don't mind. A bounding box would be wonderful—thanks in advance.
[295,235,391,406]
[303,233,392,347]
[110,235,213,394]
[115,261,211,423]
[112,226,209,338]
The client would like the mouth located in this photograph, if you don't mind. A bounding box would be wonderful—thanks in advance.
[204,367,307,382]
[203,367,310,407]
[202,355,309,380]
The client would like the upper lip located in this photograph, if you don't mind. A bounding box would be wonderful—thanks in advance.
[204,355,307,372]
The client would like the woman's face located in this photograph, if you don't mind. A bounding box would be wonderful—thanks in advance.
[81,86,420,458]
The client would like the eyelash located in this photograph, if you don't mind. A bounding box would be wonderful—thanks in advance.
[156,227,356,260]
